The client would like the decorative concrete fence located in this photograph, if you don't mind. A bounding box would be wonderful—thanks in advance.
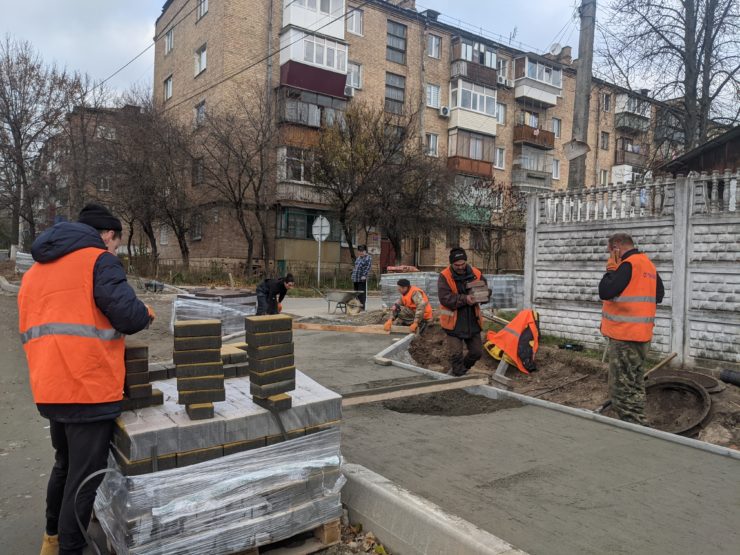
[523,169,739,368]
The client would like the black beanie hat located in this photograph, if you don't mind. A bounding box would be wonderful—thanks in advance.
[397,278,411,288]
[449,247,467,264]
[78,203,122,232]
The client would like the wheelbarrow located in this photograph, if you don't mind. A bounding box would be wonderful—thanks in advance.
[324,290,363,315]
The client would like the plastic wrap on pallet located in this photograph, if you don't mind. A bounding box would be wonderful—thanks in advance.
[95,429,344,555]
[171,294,257,335]
[14,251,33,274]
[381,272,523,311]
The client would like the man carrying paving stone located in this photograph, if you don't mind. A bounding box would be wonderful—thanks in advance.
[438,247,487,376]
[17,203,154,555]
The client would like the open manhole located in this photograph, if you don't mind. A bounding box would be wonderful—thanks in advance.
[645,376,712,435]
[648,368,725,393]
[383,389,523,417]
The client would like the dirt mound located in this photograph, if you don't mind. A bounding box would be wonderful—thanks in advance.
[299,310,388,326]
[383,390,523,416]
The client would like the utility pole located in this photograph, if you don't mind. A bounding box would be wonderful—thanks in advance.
[567,0,596,190]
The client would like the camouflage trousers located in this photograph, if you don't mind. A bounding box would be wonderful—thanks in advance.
[608,339,650,425]
[393,306,416,325]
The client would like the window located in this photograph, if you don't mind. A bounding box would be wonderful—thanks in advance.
[196,0,208,21]
[194,44,207,76]
[448,129,495,162]
[302,33,347,72]
[385,72,405,113]
[421,235,431,249]
[192,157,204,184]
[279,208,341,241]
[494,147,505,169]
[497,58,509,79]
[160,227,169,245]
[163,75,173,101]
[386,20,407,64]
[602,93,611,112]
[427,34,441,58]
[190,214,203,241]
[552,159,560,180]
[95,125,116,140]
[347,8,363,35]
[600,131,610,150]
[320,0,331,14]
[459,39,496,68]
[526,59,562,87]
[286,147,313,182]
[425,133,438,156]
[426,83,440,108]
[97,177,112,193]
[517,110,539,128]
[471,228,488,251]
[552,117,562,138]
[347,62,362,89]
[452,80,496,116]
[496,102,506,125]
[446,227,460,248]
[165,29,174,54]
[194,100,206,126]
[600,169,609,186]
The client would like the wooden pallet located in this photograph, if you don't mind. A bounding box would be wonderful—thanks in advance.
[232,519,341,555]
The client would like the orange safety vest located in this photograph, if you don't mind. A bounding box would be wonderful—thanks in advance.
[18,247,126,404]
[439,266,484,331]
[601,252,658,343]
[401,286,434,322]
[486,309,540,374]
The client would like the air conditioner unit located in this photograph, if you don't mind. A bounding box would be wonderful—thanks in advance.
[344,85,355,98]
[439,105,450,118]
[497,75,506,85]
[506,79,514,87]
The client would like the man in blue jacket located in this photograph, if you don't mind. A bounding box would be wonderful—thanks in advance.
[19,203,152,555]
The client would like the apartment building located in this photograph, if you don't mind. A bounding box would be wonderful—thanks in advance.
[153,0,682,272]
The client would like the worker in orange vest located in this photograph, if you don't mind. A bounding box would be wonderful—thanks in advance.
[18,204,153,555]
[438,248,487,376]
[599,232,664,425]
[383,278,433,333]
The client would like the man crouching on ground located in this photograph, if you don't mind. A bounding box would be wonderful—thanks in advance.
[438,247,487,376]
[18,203,153,555]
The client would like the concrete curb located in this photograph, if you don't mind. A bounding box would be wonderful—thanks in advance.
[342,463,527,555]
[0,276,19,294]
[373,333,415,366]
[376,342,740,461]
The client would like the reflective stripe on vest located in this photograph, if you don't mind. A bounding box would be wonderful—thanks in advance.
[439,266,483,331]
[20,323,122,344]
[601,252,658,342]
[502,327,520,338]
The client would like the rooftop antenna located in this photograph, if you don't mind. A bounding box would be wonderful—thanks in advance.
[509,26,518,45]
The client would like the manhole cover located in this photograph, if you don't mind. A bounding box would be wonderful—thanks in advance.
[646,376,711,435]
[383,390,523,416]
[648,368,724,393]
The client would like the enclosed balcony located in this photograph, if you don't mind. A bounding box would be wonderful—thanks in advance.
[615,93,651,133]
[447,156,493,178]
[512,145,553,192]
[450,60,498,89]
[513,124,555,149]
[513,55,562,108]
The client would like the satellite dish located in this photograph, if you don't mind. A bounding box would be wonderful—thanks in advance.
[549,43,563,56]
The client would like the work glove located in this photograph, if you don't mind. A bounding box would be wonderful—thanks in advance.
[606,250,620,271]
[410,322,419,333]
[383,319,393,332]
[278,303,283,313]
[146,304,156,321]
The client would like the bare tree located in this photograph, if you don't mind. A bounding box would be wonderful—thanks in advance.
[0,36,76,247]
[200,92,277,276]
[598,0,740,148]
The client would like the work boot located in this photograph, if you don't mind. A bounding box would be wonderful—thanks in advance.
[40,533,59,555]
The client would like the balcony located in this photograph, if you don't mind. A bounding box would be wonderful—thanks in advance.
[276,182,328,207]
[449,108,497,135]
[615,112,650,133]
[513,124,555,149]
[512,166,552,192]
[450,60,498,89]
[279,60,347,99]
[615,149,648,168]
[447,156,493,178]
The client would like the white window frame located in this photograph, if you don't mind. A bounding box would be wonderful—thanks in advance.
[497,58,509,79]
[196,0,208,21]
[496,102,506,125]
[425,133,439,157]
[160,227,169,245]
[347,8,363,35]
[452,80,496,116]
[552,117,561,138]
[552,158,560,180]
[165,29,174,54]
[302,33,347,72]
[285,147,313,183]
[346,61,362,89]
[600,169,609,186]
[426,83,440,108]
[194,44,207,76]
[163,75,173,101]
[526,58,562,87]
[427,34,441,59]
[194,100,206,127]
[494,147,505,170]
[98,177,112,193]
[602,93,611,112]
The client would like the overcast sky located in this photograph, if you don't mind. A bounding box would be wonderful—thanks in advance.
[3,0,589,93]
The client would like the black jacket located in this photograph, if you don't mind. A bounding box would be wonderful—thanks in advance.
[257,278,289,304]
[598,249,665,303]
[437,265,487,339]
[29,222,150,423]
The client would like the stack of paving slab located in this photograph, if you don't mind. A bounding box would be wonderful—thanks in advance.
[123,342,163,411]
[221,342,250,378]
[172,289,257,335]
[245,315,296,412]
[174,319,225,420]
